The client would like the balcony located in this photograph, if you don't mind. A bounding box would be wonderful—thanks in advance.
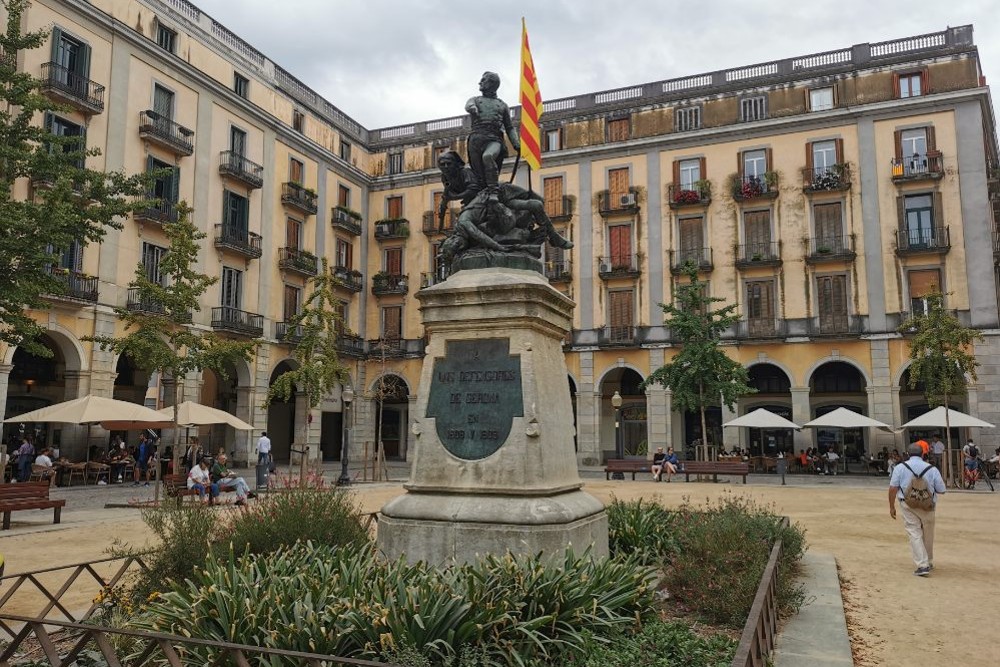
[807,316,865,337]
[44,267,98,304]
[372,273,408,296]
[731,173,778,202]
[39,62,105,114]
[337,333,367,358]
[218,151,263,189]
[670,248,713,274]
[544,196,575,222]
[597,188,640,217]
[332,265,364,292]
[374,219,410,240]
[599,326,637,347]
[278,247,319,276]
[896,227,951,256]
[138,110,194,156]
[214,224,262,259]
[281,182,318,215]
[735,242,782,269]
[891,154,944,183]
[125,287,191,322]
[598,255,640,279]
[133,199,178,226]
[275,321,304,344]
[419,269,449,289]
[366,337,425,359]
[544,259,572,283]
[332,206,363,236]
[736,318,787,340]
[421,210,457,236]
[211,306,264,337]
[802,164,851,192]
[805,235,856,263]
[667,183,712,209]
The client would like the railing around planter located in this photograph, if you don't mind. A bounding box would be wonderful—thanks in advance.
[278,247,319,275]
[39,61,105,113]
[45,267,98,303]
[544,195,574,221]
[275,321,304,343]
[732,174,778,201]
[896,226,950,254]
[421,210,456,235]
[374,219,410,240]
[670,247,713,273]
[371,273,408,295]
[544,259,572,282]
[210,306,264,337]
[806,235,855,261]
[333,266,364,291]
[802,164,851,191]
[332,206,363,235]
[598,254,640,279]
[138,110,194,156]
[735,242,781,267]
[597,188,640,216]
[218,150,264,188]
[667,183,712,208]
[731,518,787,667]
[214,223,263,259]
[890,154,943,181]
[281,181,318,214]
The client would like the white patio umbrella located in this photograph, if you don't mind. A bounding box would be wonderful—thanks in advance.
[5,395,168,426]
[154,401,254,430]
[900,406,995,429]
[723,408,801,430]
[804,407,892,430]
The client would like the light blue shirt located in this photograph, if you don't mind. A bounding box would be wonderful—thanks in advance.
[889,456,946,504]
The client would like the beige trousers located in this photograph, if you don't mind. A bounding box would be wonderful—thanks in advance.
[900,503,936,569]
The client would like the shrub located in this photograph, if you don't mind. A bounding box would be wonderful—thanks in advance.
[578,619,737,667]
[607,497,679,565]
[134,542,657,666]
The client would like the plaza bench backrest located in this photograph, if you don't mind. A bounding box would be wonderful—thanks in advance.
[0,481,52,503]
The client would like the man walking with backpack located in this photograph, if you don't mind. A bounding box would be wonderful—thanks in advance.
[889,442,946,576]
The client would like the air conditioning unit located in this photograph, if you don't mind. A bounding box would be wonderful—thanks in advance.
[599,260,612,273]
[620,192,637,207]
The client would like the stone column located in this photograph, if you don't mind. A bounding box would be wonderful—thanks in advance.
[63,370,94,459]
[722,402,740,449]
[0,364,12,482]
[575,351,599,465]
[790,387,812,451]
[404,394,418,461]
[235,386,255,465]
[645,385,669,453]
[973,333,1000,451]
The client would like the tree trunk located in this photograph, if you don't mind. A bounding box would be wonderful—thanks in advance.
[943,394,953,486]
[699,383,708,449]
[160,380,181,505]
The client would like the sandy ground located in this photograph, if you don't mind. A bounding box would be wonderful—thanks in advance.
[1,478,997,667]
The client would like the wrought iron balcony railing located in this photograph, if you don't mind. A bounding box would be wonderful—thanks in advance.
[366,337,426,358]
[40,62,105,113]
[667,183,712,209]
[419,268,449,289]
[214,224,262,259]
[670,247,713,274]
[332,266,364,292]
[599,325,637,346]
[138,110,194,156]
[374,219,410,240]
[807,315,865,336]
[218,151,263,189]
[125,287,191,322]
[598,254,640,279]
[806,235,856,262]
[332,206,363,236]
[891,154,944,181]
[44,266,98,303]
[211,306,264,337]
[597,188,641,216]
[896,227,950,254]
[731,173,778,201]
[372,273,409,296]
[421,210,456,235]
[280,182,318,214]
[544,195,575,221]
[337,333,367,357]
[735,242,782,268]
[544,259,572,282]
[737,318,787,339]
[802,164,851,192]
[278,247,319,276]
[133,198,178,225]
[275,321,304,344]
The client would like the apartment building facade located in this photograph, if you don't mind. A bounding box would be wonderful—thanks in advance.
[3,0,997,466]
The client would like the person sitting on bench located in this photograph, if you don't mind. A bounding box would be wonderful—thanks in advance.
[651,447,667,482]
[210,453,254,506]
[187,458,219,504]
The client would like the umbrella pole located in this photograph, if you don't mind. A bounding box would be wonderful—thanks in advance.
[943,401,953,486]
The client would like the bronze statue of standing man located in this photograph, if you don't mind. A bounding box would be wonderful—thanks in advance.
[465,71,520,194]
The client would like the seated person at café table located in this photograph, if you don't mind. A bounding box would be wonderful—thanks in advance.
[210,453,254,505]
[186,458,219,504]
[823,448,841,475]
[33,448,58,486]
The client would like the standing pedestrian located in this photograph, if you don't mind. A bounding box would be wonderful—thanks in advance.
[256,431,272,466]
[888,442,946,576]
[929,434,945,468]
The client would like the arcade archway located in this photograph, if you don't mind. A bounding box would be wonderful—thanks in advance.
[742,363,793,455]
[267,360,298,463]
[598,367,647,460]
[809,361,868,460]
[372,375,409,460]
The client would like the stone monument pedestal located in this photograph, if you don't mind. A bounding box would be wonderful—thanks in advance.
[378,268,608,565]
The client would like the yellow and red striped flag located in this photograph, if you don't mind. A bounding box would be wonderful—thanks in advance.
[519,18,543,171]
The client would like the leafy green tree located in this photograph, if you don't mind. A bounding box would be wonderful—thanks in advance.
[87,205,256,489]
[266,258,349,462]
[642,264,755,449]
[0,0,150,356]
[900,291,983,482]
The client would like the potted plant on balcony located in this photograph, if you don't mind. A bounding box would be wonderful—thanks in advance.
[372,271,389,290]
[764,170,779,190]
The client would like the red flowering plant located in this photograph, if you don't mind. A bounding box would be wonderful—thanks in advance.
[673,189,702,205]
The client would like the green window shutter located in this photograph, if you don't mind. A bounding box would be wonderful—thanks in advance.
[171,166,180,204]
[78,42,91,78]
[50,27,63,63]
[238,194,249,230]
[77,125,87,168]
[222,190,232,225]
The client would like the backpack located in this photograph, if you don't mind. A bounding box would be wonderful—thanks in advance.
[900,462,935,511]
[967,444,979,459]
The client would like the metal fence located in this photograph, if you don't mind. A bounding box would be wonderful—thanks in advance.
[731,519,788,667]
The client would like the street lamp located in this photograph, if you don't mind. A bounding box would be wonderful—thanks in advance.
[611,390,624,480]
[337,386,355,486]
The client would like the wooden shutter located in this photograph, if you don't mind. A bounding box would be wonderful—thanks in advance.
[432,192,443,215]
[679,217,703,252]
[892,72,901,98]
[926,125,937,152]
[737,151,744,179]
[608,118,629,142]
[834,138,844,164]
[698,157,706,183]
[764,147,773,172]
[338,185,350,207]
[932,191,944,230]
[610,225,632,265]
[609,290,634,328]
[893,130,903,160]
[382,306,402,339]
[744,211,771,245]
[747,281,774,319]
[804,142,814,175]
[908,269,941,298]
[609,168,629,199]
[385,247,403,275]
[814,203,842,240]
[671,160,681,187]
[170,166,180,205]
[78,41,91,79]
[817,276,848,316]
[387,196,403,219]
[283,285,299,319]
[285,218,300,249]
[547,242,564,267]
[543,177,563,215]
[896,195,906,231]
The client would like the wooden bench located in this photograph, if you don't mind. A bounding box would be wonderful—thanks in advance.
[683,461,750,484]
[163,473,237,506]
[0,481,67,530]
[604,459,651,480]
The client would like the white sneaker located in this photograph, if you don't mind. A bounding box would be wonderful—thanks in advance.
[98,480,107,485]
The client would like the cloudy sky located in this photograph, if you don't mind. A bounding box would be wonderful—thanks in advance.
[192,0,999,130]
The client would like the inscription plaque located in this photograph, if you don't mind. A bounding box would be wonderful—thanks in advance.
[426,338,523,460]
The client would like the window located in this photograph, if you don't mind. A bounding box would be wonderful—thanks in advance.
[48,238,83,272]
[608,167,630,201]
[292,110,304,133]
[542,176,564,217]
[386,195,403,219]
[607,117,630,142]
[141,242,167,285]
[816,275,849,331]
[381,306,402,339]
[608,289,635,342]
[384,247,403,275]
[335,239,353,270]
[675,106,701,132]
[147,155,179,205]
[222,190,249,233]
[745,281,775,322]
[338,184,351,208]
[908,269,941,315]
[902,194,935,248]
[388,152,404,175]
[677,217,704,262]
[221,267,242,309]
[743,210,772,258]
[809,87,834,112]
[285,218,302,250]
[282,285,300,320]
[46,114,86,168]
[677,158,701,191]
[156,24,176,53]
[230,127,247,156]
[811,141,837,170]
[900,128,927,159]
[432,242,448,280]
[608,224,633,269]
[50,27,91,84]
[740,96,767,122]
[288,157,304,184]
[153,84,174,121]
[340,140,352,162]
[233,73,249,99]
[897,72,923,98]
[545,129,561,152]
[335,300,348,333]
[813,202,843,246]
[742,149,768,179]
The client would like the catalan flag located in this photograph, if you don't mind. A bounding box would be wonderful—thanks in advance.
[519,18,543,171]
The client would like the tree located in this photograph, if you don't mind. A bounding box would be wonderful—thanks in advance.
[642,264,755,450]
[0,0,150,356]
[87,205,256,496]
[900,291,983,483]
[265,258,349,467]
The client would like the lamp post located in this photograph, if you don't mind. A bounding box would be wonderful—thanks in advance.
[336,387,354,486]
[611,390,624,480]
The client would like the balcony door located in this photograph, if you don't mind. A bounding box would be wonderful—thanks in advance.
[743,210,771,258]
[51,28,90,90]
[223,190,249,238]
[678,217,704,264]
[283,285,300,321]
[384,247,403,276]
[543,176,563,217]
[230,127,247,157]
[817,275,848,332]
[813,202,843,251]
[608,167,629,203]
[285,218,302,251]
[221,267,242,310]
[746,280,775,335]
[908,269,940,316]
[381,305,402,340]
[153,84,174,122]
[608,289,634,343]
[609,224,632,269]
[903,195,934,247]
[141,242,166,285]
